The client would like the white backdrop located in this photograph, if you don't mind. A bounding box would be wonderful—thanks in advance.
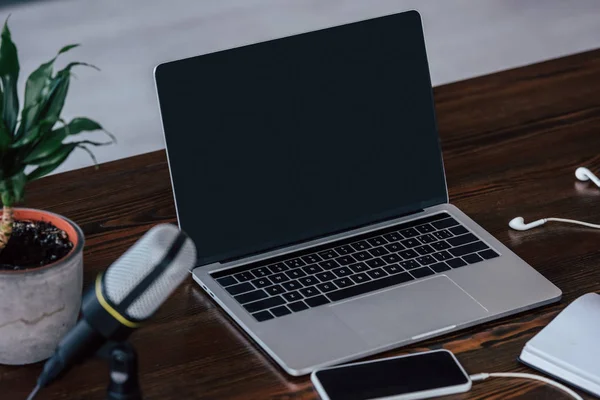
[5,0,600,174]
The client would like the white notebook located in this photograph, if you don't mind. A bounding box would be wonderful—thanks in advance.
[519,293,600,397]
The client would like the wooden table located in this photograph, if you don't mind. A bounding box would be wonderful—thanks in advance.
[2,49,600,399]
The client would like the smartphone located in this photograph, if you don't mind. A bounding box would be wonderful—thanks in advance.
[311,349,472,400]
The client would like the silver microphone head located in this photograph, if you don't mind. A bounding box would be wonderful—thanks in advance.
[103,224,197,320]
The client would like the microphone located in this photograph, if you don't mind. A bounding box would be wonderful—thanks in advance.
[575,167,600,188]
[34,224,197,390]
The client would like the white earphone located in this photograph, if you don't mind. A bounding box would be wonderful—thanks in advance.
[509,167,600,231]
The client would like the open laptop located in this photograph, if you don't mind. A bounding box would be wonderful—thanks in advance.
[154,10,561,376]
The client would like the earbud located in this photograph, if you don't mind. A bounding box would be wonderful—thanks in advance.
[575,167,600,188]
[509,217,547,231]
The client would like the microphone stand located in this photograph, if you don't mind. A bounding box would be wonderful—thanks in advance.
[97,341,142,400]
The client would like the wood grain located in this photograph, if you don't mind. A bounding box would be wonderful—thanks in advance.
[2,49,600,399]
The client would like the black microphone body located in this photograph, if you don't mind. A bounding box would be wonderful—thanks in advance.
[38,283,135,387]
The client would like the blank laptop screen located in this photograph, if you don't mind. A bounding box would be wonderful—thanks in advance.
[155,11,447,266]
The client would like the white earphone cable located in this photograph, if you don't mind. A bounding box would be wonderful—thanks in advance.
[544,218,600,229]
[470,372,583,400]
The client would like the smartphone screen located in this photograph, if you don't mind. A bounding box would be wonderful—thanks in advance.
[312,350,470,400]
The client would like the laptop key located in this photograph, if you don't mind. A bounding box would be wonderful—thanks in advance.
[367,237,387,247]
[448,233,478,247]
[400,238,420,248]
[305,295,330,308]
[384,242,405,252]
[288,301,309,312]
[398,249,419,259]
[282,280,302,291]
[410,267,435,278]
[433,251,453,261]
[285,258,306,269]
[349,262,369,273]
[318,250,338,259]
[417,234,436,244]
[449,241,488,257]
[367,268,388,279]
[350,240,371,251]
[430,262,451,273]
[315,271,336,282]
[400,260,421,270]
[369,247,389,257]
[382,254,402,264]
[449,225,468,236]
[252,277,273,288]
[366,258,386,268]
[286,269,307,279]
[333,278,353,288]
[244,296,285,313]
[350,273,370,284]
[216,276,237,287]
[267,262,288,273]
[415,245,435,255]
[416,255,436,265]
[399,228,420,238]
[479,249,499,260]
[416,224,435,234]
[234,272,254,282]
[300,286,320,298]
[431,241,451,251]
[252,310,274,322]
[463,253,484,264]
[299,276,319,287]
[354,251,373,261]
[303,264,324,275]
[270,305,292,317]
[447,258,467,269]
[383,232,402,242]
[301,254,323,264]
[333,267,352,277]
[235,289,268,304]
[328,272,414,302]
[265,285,285,296]
[337,255,356,265]
[317,282,338,292]
[383,264,403,275]
[335,244,355,255]
[251,267,271,278]
[282,291,303,302]
[431,217,459,229]
[319,259,340,270]
[433,230,453,240]
[270,272,290,284]
[226,282,255,295]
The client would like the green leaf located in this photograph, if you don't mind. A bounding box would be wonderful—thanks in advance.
[0,19,20,134]
[26,143,76,181]
[22,128,66,163]
[11,118,55,148]
[0,117,9,154]
[0,170,26,206]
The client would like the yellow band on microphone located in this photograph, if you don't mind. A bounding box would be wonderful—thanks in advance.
[95,274,141,328]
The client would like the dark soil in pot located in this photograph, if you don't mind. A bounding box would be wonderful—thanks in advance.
[0,220,73,271]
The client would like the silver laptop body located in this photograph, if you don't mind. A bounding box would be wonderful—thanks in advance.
[155,11,561,376]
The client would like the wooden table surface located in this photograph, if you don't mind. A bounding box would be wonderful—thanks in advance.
[2,49,600,399]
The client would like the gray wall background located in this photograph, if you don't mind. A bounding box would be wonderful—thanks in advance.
[4,0,600,174]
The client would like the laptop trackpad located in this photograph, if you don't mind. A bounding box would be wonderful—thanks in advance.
[330,275,488,346]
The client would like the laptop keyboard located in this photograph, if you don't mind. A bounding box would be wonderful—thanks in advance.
[212,213,499,322]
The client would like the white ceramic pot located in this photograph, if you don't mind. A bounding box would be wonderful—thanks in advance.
[0,208,84,365]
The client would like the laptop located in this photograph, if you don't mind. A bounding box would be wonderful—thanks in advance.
[154,10,561,376]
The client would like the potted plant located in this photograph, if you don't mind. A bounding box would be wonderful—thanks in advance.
[0,19,114,364]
